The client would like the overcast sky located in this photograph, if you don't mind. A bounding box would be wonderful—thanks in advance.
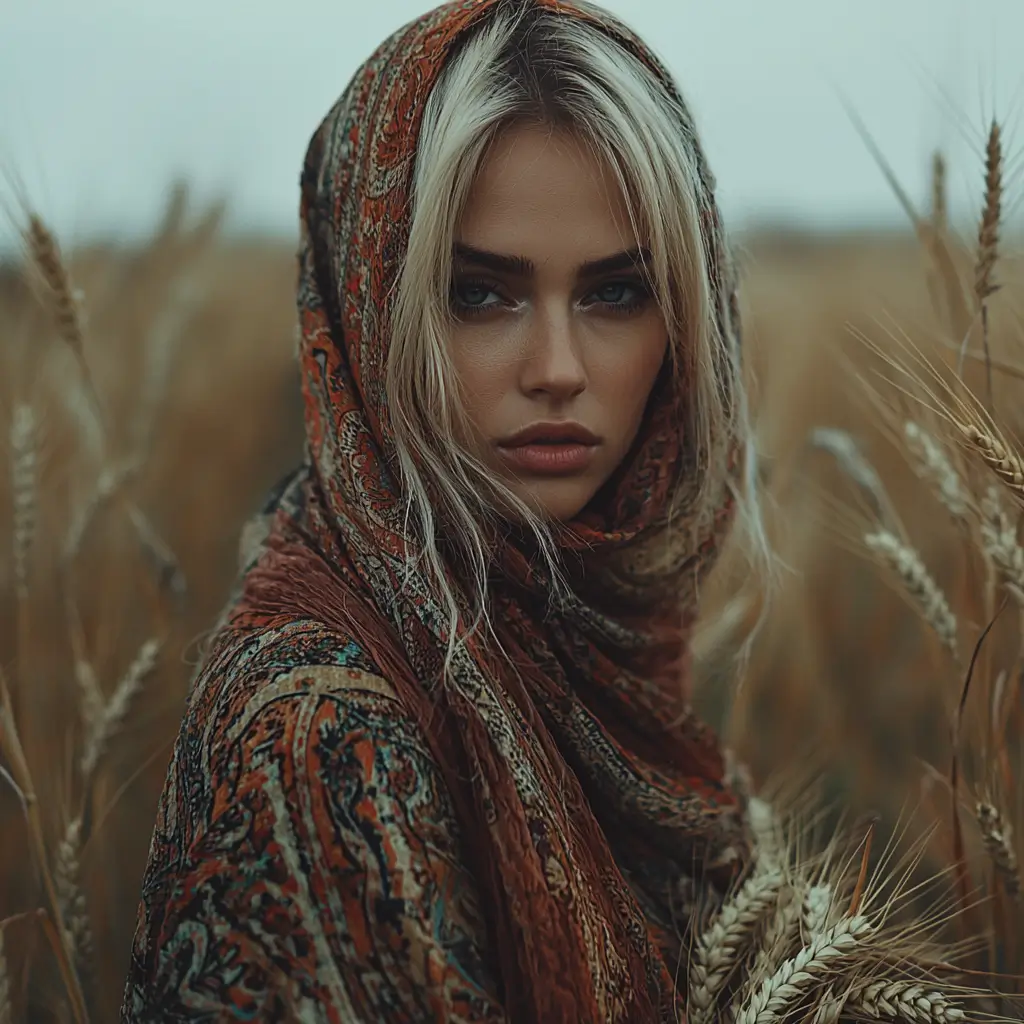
[2,0,1023,250]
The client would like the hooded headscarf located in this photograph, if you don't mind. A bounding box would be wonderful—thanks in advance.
[136,1,751,1020]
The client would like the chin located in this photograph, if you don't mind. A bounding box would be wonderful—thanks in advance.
[515,480,595,524]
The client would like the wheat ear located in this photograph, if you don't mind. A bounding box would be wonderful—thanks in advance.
[973,121,1002,407]
[953,419,1024,500]
[864,531,958,658]
[976,801,1021,901]
[688,868,784,1024]
[975,120,1002,305]
[73,660,104,739]
[810,428,893,524]
[846,978,966,1024]
[750,884,803,987]
[55,817,94,981]
[733,915,873,1024]
[746,796,783,870]
[903,422,969,525]
[10,405,37,599]
[810,986,844,1024]
[80,637,161,778]
[979,486,1024,604]
[802,883,833,939]
[930,151,947,233]
[25,215,87,360]
[27,213,186,596]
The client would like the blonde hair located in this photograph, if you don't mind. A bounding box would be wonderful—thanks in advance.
[386,0,769,663]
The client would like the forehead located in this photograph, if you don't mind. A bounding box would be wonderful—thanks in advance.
[457,123,639,263]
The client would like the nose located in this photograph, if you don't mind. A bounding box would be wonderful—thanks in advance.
[520,306,587,401]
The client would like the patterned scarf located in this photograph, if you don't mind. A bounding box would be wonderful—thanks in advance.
[230,0,750,1019]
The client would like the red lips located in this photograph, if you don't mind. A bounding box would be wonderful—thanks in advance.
[495,421,600,476]
[496,421,600,447]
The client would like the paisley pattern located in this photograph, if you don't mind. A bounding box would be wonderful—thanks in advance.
[124,623,506,1022]
[123,2,752,1021]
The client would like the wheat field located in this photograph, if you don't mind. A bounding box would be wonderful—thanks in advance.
[1,136,1023,1020]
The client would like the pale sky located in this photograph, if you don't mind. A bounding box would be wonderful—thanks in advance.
[2,0,1023,250]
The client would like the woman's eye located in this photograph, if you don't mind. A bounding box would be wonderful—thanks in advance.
[595,282,631,303]
[585,280,648,309]
[453,280,501,310]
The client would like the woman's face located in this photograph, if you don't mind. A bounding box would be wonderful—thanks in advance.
[450,122,668,523]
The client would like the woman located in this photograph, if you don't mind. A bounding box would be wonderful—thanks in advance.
[123,0,767,1020]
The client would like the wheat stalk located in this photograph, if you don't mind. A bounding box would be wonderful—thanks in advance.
[73,660,104,739]
[733,915,873,1024]
[864,530,958,658]
[973,120,1002,409]
[154,180,189,243]
[746,796,784,870]
[810,428,894,525]
[55,818,93,981]
[903,422,969,525]
[847,978,966,1024]
[976,801,1021,902]
[64,460,140,562]
[10,405,37,600]
[25,212,186,596]
[25,215,87,361]
[802,883,833,939]
[80,637,161,779]
[978,486,1024,605]
[750,885,804,988]
[133,260,209,461]
[0,665,89,1022]
[952,420,1024,501]
[975,120,1002,306]
[688,868,785,1024]
[931,151,947,234]
[810,986,843,1024]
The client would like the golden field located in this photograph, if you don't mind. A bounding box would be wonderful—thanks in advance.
[1,158,1023,1019]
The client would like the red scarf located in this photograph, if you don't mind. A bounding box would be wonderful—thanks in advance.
[237,1,750,1018]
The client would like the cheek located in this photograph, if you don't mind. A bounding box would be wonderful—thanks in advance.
[448,325,518,425]
[593,318,668,426]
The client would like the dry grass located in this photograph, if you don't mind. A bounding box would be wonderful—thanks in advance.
[697,121,1024,1017]
[0,189,300,1021]
[2,132,1024,1019]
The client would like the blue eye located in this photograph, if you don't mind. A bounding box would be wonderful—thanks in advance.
[595,282,631,303]
[461,284,492,305]
[452,278,502,315]
[585,279,650,312]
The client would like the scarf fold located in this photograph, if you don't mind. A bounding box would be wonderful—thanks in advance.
[228,1,751,1018]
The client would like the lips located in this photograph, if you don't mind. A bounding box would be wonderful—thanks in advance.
[495,421,600,476]
[497,421,600,447]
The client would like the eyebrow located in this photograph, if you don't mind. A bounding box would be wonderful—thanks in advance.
[453,242,651,278]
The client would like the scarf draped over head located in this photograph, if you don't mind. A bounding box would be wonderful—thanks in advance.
[237,0,751,1019]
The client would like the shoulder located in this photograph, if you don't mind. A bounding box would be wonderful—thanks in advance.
[189,617,397,739]
[131,640,502,1022]
[157,617,458,867]
[207,661,453,854]
[165,619,438,838]
[150,621,470,936]
[230,616,387,686]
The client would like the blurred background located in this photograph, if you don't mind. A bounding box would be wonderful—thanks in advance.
[2,2,1024,1021]
[3,0,1024,246]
